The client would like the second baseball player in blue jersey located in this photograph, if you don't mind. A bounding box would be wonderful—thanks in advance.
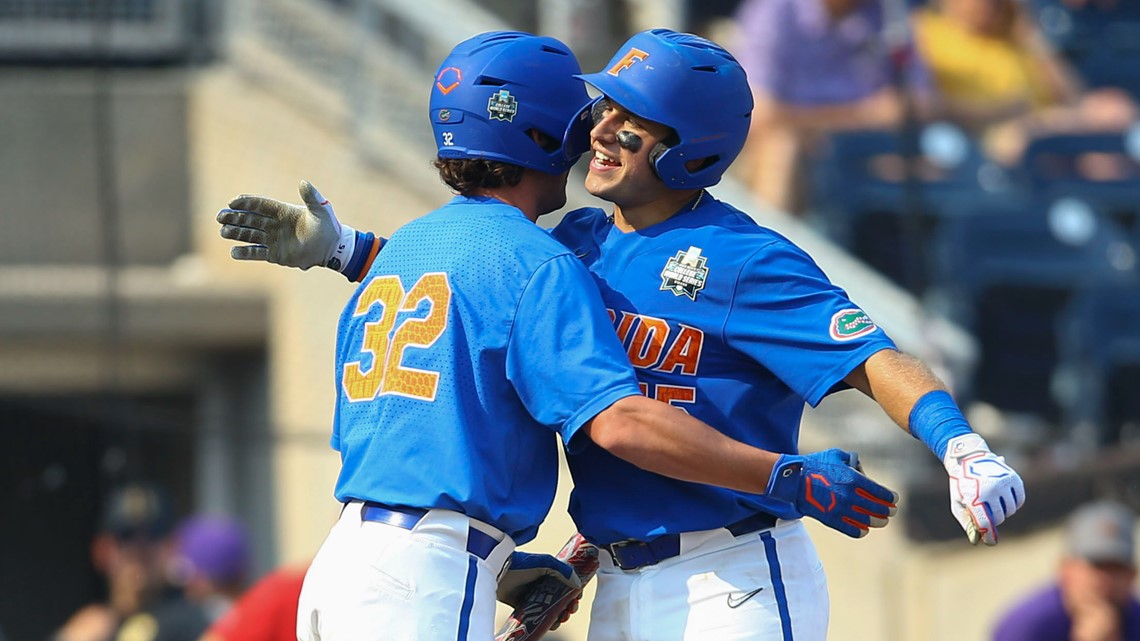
[553,197,896,543]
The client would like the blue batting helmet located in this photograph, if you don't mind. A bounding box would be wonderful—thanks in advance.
[576,29,753,189]
[429,31,593,175]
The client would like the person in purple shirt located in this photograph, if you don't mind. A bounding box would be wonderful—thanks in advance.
[993,500,1140,641]
[733,0,936,214]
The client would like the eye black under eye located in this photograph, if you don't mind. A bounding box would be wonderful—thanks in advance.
[590,98,611,126]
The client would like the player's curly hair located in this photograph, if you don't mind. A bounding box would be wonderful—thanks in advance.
[433,158,526,194]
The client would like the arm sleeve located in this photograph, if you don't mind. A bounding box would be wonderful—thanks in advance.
[725,241,897,406]
[506,254,643,453]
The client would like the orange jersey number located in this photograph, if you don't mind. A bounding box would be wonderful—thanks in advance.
[342,273,451,402]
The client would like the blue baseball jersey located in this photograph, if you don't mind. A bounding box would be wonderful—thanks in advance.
[551,194,897,545]
[331,196,643,545]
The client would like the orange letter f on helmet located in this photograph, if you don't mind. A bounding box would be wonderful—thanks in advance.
[607,48,650,76]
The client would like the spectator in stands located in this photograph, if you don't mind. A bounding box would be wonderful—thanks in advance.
[1059,0,1129,13]
[1063,0,1115,7]
[685,0,744,41]
[732,0,937,215]
[52,483,212,641]
[197,565,308,641]
[53,483,176,641]
[913,0,1137,166]
[169,515,251,624]
[993,500,1140,641]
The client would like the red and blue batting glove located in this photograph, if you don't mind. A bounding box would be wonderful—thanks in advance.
[496,551,582,609]
[766,449,899,539]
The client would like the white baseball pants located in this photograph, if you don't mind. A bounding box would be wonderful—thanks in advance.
[587,519,829,641]
[297,500,515,641]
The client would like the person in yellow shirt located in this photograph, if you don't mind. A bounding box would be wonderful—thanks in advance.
[914,0,1135,164]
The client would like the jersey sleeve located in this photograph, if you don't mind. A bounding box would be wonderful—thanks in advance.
[506,254,643,453]
[725,240,896,406]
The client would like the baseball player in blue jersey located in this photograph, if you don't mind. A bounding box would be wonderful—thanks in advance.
[219,31,900,641]
[218,29,1024,641]
[564,30,1022,641]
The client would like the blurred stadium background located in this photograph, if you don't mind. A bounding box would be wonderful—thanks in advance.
[1,0,1139,639]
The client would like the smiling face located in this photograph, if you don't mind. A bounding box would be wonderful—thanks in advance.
[584,98,678,210]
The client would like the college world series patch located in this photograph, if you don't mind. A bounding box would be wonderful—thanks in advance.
[829,308,877,341]
[660,246,708,301]
[487,90,518,121]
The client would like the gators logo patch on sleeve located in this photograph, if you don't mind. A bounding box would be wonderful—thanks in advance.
[829,308,877,341]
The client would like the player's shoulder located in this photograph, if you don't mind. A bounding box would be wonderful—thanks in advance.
[558,206,608,226]
[547,206,607,250]
[693,199,832,285]
[404,197,572,256]
[702,198,807,259]
[551,205,607,236]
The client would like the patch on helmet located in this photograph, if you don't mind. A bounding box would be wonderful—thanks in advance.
[607,47,650,76]
[487,90,518,122]
[829,309,877,341]
[660,246,708,301]
[435,67,462,95]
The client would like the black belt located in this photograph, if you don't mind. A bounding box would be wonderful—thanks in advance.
[357,501,501,561]
[604,511,779,571]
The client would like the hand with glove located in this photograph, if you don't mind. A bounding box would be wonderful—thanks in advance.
[766,449,899,539]
[943,433,1025,546]
[496,551,582,610]
[217,179,351,271]
[495,535,598,640]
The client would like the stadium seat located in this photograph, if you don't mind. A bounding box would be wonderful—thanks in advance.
[1017,127,1140,235]
[1055,283,1140,449]
[928,206,1137,424]
[809,123,1018,294]
[1027,0,1140,99]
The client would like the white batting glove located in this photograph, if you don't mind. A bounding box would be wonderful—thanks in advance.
[942,433,1025,546]
[217,180,354,271]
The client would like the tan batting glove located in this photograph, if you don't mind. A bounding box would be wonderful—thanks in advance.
[217,180,354,271]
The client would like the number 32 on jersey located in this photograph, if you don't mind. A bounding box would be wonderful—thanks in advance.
[342,273,451,403]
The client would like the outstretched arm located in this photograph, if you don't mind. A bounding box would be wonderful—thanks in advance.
[845,349,1026,545]
[217,181,383,282]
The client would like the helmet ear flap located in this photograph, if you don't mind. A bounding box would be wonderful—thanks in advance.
[648,142,669,179]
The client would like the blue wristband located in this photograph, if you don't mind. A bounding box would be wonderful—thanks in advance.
[341,231,383,282]
[908,390,972,459]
